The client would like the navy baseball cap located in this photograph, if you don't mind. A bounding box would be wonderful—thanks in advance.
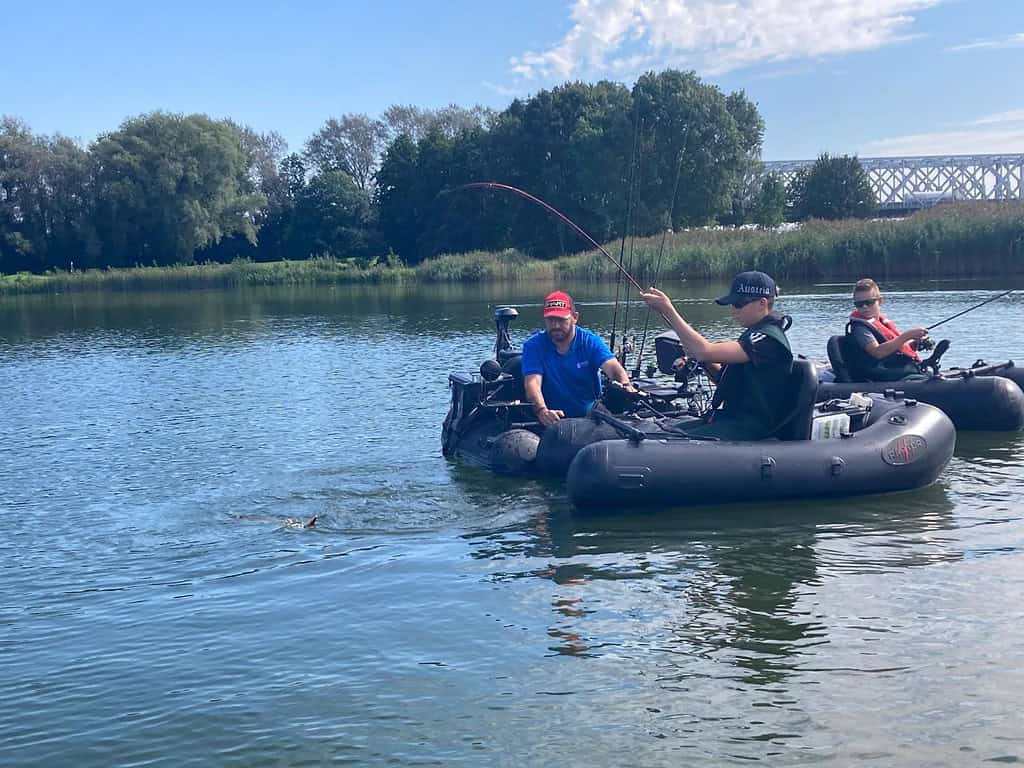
[715,271,778,305]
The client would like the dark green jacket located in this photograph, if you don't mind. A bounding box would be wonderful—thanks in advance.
[687,314,793,441]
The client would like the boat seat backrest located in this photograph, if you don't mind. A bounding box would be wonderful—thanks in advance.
[827,335,854,383]
[775,359,818,441]
[496,353,525,401]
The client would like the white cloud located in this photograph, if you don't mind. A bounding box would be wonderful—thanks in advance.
[946,32,1024,52]
[861,110,1024,156]
[509,0,944,82]
[481,80,523,98]
[970,109,1024,127]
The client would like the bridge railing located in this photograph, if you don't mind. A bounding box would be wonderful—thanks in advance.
[763,153,1024,209]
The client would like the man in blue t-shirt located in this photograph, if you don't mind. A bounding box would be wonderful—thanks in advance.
[521,290,634,426]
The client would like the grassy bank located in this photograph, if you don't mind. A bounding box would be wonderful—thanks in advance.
[3,202,1022,296]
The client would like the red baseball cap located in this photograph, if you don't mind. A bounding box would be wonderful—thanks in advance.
[542,291,574,318]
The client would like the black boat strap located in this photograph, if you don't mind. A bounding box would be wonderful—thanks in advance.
[590,407,646,444]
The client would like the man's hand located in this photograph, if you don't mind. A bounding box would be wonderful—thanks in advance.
[535,406,565,427]
[902,327,929,343]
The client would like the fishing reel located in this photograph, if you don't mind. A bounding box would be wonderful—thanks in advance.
[620,334,637,356]
[674,355,697,383]
[677,359,715,416]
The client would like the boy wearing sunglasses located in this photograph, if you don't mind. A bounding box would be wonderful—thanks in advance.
[846,278,928,381]
[640,271,792,440]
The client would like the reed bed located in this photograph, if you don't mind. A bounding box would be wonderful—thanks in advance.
[3,202,1022,296]
[553,202,1024,283]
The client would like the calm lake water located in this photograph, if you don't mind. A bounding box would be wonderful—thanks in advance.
[2,279,1023,766]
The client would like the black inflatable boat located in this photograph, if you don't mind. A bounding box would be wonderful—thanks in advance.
[442,308,705,475]
[820,334,1024,431]
[566,392,955,509]
[444,308,956,510]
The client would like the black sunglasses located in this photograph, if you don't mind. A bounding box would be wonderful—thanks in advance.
[854,298,879,308]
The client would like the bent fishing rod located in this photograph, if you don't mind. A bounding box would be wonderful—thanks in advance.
[633,152,684,378]
[927,289,1015,331]
[459,182,645,292]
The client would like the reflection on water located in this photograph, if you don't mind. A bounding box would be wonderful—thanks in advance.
[2,281,1023,766]
[462,481,959,681]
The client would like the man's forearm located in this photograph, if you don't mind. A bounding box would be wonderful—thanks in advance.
[610,363,631,384]
[523,376,546,410]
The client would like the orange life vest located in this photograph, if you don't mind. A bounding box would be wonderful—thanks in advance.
[849,311,920,362]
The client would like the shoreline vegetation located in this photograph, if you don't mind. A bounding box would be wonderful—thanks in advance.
[2,202,1022,297]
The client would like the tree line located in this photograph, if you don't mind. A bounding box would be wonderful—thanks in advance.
[1,69,876,274]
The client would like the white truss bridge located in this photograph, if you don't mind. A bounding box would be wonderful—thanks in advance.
[763,153,1024,212]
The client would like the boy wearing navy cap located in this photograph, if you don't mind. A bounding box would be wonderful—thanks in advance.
[641,271,793,440]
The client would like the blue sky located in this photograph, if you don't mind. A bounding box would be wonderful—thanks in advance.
[3,0,1023,160]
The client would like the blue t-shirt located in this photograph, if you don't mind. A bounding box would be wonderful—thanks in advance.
[520,327,615,417]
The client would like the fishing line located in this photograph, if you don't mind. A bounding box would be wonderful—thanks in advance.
[927,289,1015,331]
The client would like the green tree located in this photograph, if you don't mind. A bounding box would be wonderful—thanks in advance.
[225,121,288,197]
[486,79,634,257]
[251,152,308,261]
[785,168,808,221]
[194,122,288,263]
[294,169,374,260]
[726,91,766,160]
[42,135,98,268]
[375,134,423,263]
[755,173,786,228]
[0,117,48,271]
[633,70,757,229]
[795,153,876,220]
[0,118,98,272]
[722,164,763,226]
[376,125,497,264]
[91,112,263,266]
[305,114,385,193]
[722,91,766,225]
[381,103,495,144]
[374,70,762,263]
[416,125,498,260]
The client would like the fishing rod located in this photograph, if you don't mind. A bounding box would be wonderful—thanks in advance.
[611,110,643,358]
[631,228,670,379]
[632,152,684,378]
[619,141,644,364]
[927,289,1015,331]
[459,182,644,291]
